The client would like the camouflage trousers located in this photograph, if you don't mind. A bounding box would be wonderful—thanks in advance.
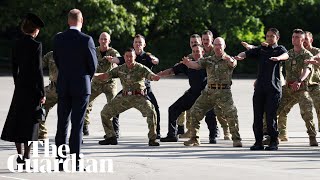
[85,81,117,126]
[39,82,58,137]
[308,85,320,131]
[178,109,229,132]
[100,94,157,140]
[277,86,316,137]
[189,88,241,141]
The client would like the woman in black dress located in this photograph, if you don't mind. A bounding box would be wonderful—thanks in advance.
[1,13,46,165]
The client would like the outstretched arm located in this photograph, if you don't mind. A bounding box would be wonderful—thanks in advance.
[182,56,201,69]
[269,53,289,61]
[157,68,175,77]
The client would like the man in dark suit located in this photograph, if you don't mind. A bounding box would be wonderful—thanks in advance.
[53,9,97,171]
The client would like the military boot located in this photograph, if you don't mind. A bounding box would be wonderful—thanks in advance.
[99,136,118,145]
[309,136,318,146]
[233,140,242,147]
[278,134,288,141]
[184,137,200,146]
[148,139,160,146]
[179,130,191,138]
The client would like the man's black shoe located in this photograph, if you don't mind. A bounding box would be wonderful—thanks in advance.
[83,125,89,136]
[265,142,278,151]
[99,136,118,145]
[160,136,178,142]
[149,139,160,146]
[250,144,264,150]
[177,125,185,135]
[209,137,217,144]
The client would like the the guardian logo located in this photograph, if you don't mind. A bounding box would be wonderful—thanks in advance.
[7,139,114,173]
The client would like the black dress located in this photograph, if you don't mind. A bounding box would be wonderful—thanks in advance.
[1,35,45,143]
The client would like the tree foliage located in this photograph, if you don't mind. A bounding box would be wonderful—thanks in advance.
[0,0,320,73]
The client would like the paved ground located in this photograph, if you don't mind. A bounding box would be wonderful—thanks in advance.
[0,76,319,180]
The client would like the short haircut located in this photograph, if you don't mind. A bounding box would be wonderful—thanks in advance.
[68,9,82,21]
[191,44,204,49]
[305,31,313,38]
[190,34,201,39]
[21,19,38,34]
[293,29,305,35]
[267,28,280,38]
[202,30,213,37]
[134,34,145,40]
[124,47,135,54]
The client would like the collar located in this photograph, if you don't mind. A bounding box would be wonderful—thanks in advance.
[270,43,278,49]
[70,26,81,32]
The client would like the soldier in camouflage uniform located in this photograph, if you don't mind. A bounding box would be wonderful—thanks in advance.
[83,32,120,136]
[202,30,231,140]
[38,51,58,139]
[95,48,160,146]
[277,29,318,146]
[182,37,242,147]
[304,31,320,134]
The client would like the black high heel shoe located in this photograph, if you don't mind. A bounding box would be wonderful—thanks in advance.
[16,156,25,170]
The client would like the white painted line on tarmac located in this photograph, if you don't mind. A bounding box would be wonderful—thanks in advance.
[0,176,29,180]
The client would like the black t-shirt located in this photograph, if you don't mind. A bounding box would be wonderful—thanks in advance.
[172,62,207,95]
[118,51,156,88]
[245,45,288,92]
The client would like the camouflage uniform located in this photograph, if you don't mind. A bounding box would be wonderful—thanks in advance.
[100,62,157,141]
[84,47,120,129]
[38,51,59,138]
[184,53,241,146]
[204,49,230,140]
[306,47,320,132]
[277,48,316,140]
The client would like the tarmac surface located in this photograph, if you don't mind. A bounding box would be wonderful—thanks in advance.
[0,76,319,180]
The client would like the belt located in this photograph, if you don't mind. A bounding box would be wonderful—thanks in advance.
[208,83,230,89]
[122,90,145,96]
[287,81,305,87]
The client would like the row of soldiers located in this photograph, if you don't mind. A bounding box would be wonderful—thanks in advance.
[39,28,320,149]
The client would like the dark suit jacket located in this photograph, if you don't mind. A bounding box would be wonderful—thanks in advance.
[53,29,97,96]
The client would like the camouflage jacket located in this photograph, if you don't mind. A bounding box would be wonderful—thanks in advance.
[286,48,313,84]
[93,47,120,84]
[198,53,235,85]
[43,51,58,83]
[107,62,156,91]
[307,47,320,85]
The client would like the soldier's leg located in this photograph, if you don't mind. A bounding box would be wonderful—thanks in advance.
[297,91,317,140]
[308,85,320,132]
[277,87,296,141]
[204,109,217,143]
[104,83,120,136]
[179,110,192,138]
[184,92,213,146]
[100,96,131,144]
[215,89,241,147]
[215,107,230,140]
[177,111,186,135]
[177,111,186,126]
[133,96,160,146]
[39,85,58,139]
[146,87,161,137]
[84,87,102,126]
